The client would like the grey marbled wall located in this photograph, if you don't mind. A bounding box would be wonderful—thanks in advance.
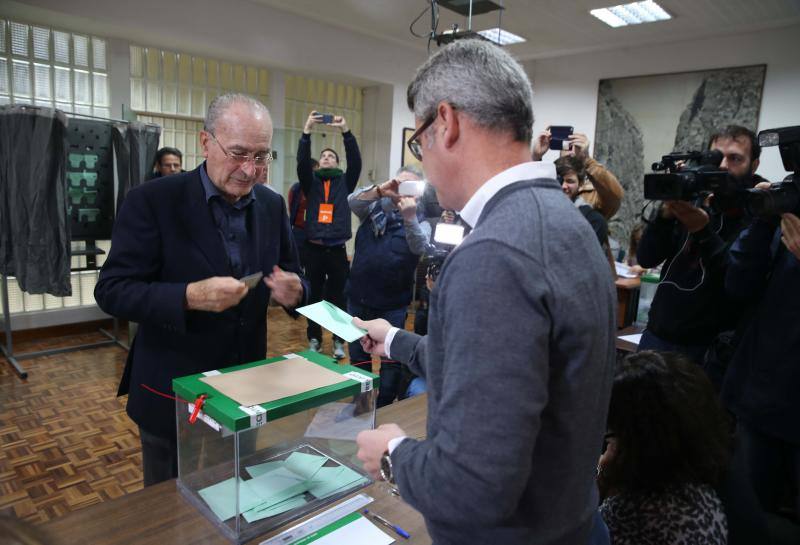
[595,79,645,249]
[672,65,765,153]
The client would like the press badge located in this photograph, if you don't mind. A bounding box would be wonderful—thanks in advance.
[318,203,334,223]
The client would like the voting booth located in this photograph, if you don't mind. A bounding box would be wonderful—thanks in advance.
[172,351,378,543]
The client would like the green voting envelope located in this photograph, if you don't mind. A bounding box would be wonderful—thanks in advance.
[296,301,367,343]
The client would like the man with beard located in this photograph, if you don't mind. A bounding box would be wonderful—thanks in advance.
[636,125,764,365]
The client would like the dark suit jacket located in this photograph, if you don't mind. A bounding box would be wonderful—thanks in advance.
[95,166,306,438]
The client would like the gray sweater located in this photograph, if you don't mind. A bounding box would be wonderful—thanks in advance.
[389,178,617,545]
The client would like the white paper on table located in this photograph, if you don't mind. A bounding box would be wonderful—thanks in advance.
[304,514,394,545]
[618,333,642,345]
[615,262,639,279]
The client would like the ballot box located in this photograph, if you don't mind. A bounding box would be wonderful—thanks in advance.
[172,351,378,543]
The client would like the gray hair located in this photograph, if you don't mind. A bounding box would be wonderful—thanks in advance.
[204,93,270,133]
[396,164,423,179]
[407,39,534,143]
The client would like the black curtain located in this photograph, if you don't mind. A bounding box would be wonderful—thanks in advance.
[0,105,71,296]
[112,121,161,211]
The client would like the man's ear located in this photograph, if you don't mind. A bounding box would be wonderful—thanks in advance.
[751,158,760,176]
[199,131,211,159]
[438,102,460,150]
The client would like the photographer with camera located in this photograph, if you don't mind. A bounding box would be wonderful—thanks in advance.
[721,126,800,525]
[297,111,361,358]
[533,128,624,220]
[636,125,764,363]
[346,165,431,407]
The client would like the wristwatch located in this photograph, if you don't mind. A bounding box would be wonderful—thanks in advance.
[379,450,395,484]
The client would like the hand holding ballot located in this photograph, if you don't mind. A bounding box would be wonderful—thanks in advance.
[264,265,303,308]
[352,317,393,357]
[186,276,248,312]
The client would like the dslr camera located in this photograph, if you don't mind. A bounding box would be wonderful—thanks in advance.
[743,126,800,218]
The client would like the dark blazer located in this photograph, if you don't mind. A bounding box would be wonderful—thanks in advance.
[95,166,306,438]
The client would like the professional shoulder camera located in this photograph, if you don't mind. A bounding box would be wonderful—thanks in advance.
[643,149,734,202]
[422,222,465,281]
[743,126,800,218]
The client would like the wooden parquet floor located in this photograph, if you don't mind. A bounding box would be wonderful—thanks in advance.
[0,307,390,526]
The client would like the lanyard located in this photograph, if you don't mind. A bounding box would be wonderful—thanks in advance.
[323,180,331,203]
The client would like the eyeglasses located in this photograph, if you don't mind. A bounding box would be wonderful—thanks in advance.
[208,132,273,167]
[406,115,436,161]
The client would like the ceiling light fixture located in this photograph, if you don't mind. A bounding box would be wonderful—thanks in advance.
[477,28,526,45]
[590,0,672,28]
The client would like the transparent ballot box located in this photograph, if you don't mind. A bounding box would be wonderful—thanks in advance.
[172,351,378,543]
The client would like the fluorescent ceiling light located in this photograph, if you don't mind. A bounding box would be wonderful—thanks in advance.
[477,28,526,45]
[590,1,672,28]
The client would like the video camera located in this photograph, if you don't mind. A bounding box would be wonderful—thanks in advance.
[421,222,465,281]
[643,150,735,202]
[743,126,800,218]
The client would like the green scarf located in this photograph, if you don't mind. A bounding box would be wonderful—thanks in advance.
[315,167,343,178]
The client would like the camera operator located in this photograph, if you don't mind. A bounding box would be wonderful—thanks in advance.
[636,125,764,363]
[346,166,431,407]
[533,129,624,220]
[721,180,800,523]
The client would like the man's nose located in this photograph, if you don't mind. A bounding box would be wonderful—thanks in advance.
[240,160,257,178]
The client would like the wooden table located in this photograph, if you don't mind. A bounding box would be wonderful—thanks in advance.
[42,395,431,545]
[615,277,640,329]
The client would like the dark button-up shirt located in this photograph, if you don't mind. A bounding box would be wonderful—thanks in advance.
[199,163,254,278]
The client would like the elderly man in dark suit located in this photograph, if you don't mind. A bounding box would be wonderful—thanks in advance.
[353,41,616,545]
[95,93,307,486]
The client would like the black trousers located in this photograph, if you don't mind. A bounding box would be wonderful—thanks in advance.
[304,242,349,341]
[139,426,177,487]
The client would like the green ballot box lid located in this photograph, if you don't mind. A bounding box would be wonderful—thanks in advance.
[172,351,379,433]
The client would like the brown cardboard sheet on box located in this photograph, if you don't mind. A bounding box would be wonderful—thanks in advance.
[199,356,349,407]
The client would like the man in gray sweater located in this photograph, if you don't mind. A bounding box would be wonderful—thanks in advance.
[354,40,617,545]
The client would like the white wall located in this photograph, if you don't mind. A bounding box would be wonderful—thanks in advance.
[389,84,417,177]
[361,84,394,186]
[525,24,800,182]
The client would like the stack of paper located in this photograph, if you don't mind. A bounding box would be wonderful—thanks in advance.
[197,451,370,524]
[615,262,639,279]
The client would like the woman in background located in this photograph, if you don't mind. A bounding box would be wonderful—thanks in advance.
[598,351,731,545]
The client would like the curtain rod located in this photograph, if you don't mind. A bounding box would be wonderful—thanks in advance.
[0,104,158,128]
